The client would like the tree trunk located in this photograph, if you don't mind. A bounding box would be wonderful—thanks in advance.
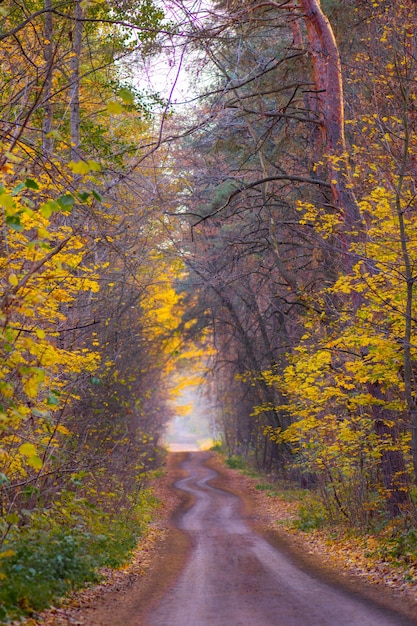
[298,0,362,240]
[42,0,54,156]
[69,0,83,161]
[369,383,410,516]
[393,62,417,479]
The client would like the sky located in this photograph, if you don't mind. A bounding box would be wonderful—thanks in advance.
[138,0,214,106]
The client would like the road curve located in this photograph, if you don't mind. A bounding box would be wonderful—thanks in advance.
[146,451,416,626]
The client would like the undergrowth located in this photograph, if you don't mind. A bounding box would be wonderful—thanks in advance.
[225,455,246,470]
[218,449,417,584]
[0,487,158,623]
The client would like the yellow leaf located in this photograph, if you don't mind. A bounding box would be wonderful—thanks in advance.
[37,227,50,238]
[56,425,70,435]
[4,151,21,163]
[69,160,90,175]
[106,101,123,115]
[8,273,19,286]
[27,455,43,470]
[0,193,15,210]
[0,549,15,559]
[87,159,101,172]
[18,442,37,457]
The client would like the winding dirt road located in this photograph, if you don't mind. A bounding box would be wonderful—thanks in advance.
[75,451,417,626]
[143,452,416,626]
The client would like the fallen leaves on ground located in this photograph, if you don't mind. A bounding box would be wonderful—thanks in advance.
[207,455,417,608]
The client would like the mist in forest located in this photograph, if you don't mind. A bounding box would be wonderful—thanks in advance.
[163,385,217,451]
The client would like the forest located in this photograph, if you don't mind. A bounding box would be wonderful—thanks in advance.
[0,0,417,619]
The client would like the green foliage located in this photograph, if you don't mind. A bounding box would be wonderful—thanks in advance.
[374,526,417,567]
[0,487,158,620]
[225,455,246,470]
[293,500,327,532]
[254,483,272,491]
[0,530,99,614]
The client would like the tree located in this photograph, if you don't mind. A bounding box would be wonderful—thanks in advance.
[0,4,198,613]
[168,0,417,518]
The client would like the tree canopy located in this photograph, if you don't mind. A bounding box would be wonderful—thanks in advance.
[1,0,417,618]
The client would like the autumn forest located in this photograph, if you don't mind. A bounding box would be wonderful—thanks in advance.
[0,0,417,618]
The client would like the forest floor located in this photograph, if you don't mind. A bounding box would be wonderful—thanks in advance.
[18,451,417,625]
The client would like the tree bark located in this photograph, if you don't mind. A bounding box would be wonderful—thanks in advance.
[42,0,54,156]
[369,383,410,516]
[298,0,362,240]
[69,0,83,161]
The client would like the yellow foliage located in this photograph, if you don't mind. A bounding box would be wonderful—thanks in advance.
[0,175,101,482]
[253,182,416,488]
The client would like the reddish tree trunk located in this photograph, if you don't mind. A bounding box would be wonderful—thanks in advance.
[298,0,362,238]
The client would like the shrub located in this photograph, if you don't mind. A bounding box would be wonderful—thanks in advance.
[0,488,158,620]
[293,500,327,531]
[225,455,246,470]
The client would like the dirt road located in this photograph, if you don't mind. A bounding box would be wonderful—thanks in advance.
[73,451,417,626]
[143,451,416,626]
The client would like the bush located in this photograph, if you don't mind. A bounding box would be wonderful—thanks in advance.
[375,526,417,566]
[294,500,327,531]
[225,455,246,469]
[255,483,272,491]
[0,529,100,613]
[0,488,158,621]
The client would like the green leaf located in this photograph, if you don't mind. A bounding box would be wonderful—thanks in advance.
[33,367,45,382]
[5,513,19,525]
[118,87,135,104]
[11,182,25,196]
[92,190,103,201]
[45,129,63,140]
[6,214,22,231]
[4,151,21,163]
[78,191,90,202]
[47,392,60,406]
[24,178,39,190]
[23,197,35,208]
[39,200,59,218]
[0,473,9,485]
[32,408,51,418]
[57,194,75,211]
